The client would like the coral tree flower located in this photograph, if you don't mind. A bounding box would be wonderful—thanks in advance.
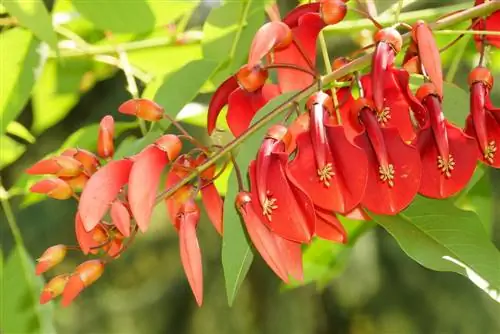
[351,98,422,214]
[414,83,477,198]
[119,98,164,121]
[473,0,500,49]
[61,260,105,307]
[207,65,280,137]
[465,67,500,167]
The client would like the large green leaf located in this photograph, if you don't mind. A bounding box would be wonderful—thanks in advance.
[0,136,26,170]
[32,59,92,134]
[2,247,56,334]
[202,0,266,85]
[409,75,469,127]
[222,91,297,305]
[0,28,42,135]
[71,0,199,34]
[3,0,58,50]
[370,196,500,303]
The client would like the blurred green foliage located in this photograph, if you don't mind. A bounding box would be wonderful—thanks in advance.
[1,0,500,333]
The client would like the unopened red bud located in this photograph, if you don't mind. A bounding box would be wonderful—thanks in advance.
[61,260,104,307]
[62,148,99,175]
[236,65,268,93]
[26,156,83,177]
[118,98,164,121]
[40,274,70,304]
[30,178,73,200]
[36,245,67,275]
[97,115,115,159]
[154,134,182,161]
[320,0,347,25]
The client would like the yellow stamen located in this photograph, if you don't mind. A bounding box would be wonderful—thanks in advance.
[262,196,278,221]
[379,164,395,187]
[317,163,335,187]
[437,154,456,178]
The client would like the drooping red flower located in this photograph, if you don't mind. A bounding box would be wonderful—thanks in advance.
[75,214,123,257]
[414,83,477,198]
[351,98,422,214]
[207,65,280,137]
[288,92,368,214]
[473,0,500,49]
[465,67,500,167]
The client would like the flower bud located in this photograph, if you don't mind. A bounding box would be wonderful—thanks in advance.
[61,260,104,306]
[118,98,164,121]
[36,244,67,275]
[26,156,83,177]
[236,65,268,93]
[30,178,73,200]
[40,274,70,304]
[97,115,115,159]
[62,148,100,175]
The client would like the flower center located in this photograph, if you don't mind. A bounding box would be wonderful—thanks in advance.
[262,195,278,221]
[376,107,391,125]
[484,140,497,164]
[317,163,334,187]
[437,154,455,178]
[379,164,395,187]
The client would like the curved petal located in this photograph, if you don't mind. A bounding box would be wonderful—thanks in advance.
[78,159,133,231]
[61,275,85,307]
[248,22,291,67]
[414,22,443,97]
[200,183,223,235]
[465,111,500,167]
[275,236,303,281]
[417,122,477,198]
[283,2,320,27]
[315,208,347,243]
[110,200,131,237]
[128,146,169,232]
[371,42,393,112]
[226,84,281,137]
[207,76,239,135]
[355,128,422,215]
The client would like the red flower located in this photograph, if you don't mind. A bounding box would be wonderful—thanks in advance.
[465,67,500,167]
[207,65,280,137]
[414,83,477,198]
[351,98,422,214]
[473,0,500,49]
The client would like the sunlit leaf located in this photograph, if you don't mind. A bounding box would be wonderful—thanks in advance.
[222,91,297,305]
[370,196,500,303]
[3,0,58,50]
[0,136,26,170]
[0,28,43,136]
[7,122,36,144]
[113,135,139,160]
[114,129,164,159]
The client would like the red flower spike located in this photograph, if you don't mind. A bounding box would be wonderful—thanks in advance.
[128,146,169,233]
[315,207,347,243]
[36,244,67,275]
[110,200,131,237]
[415,84,477,198]
[236,192,289,282]
[288,92,368,214]
[61,260,104,307]
[372,28,402,114]
[118,98,164,122]
[319,0,348,25]
[249,159,315,243]
[30,178,73,200]
[248,21,292,68]
[465,67,500,167]
[40,274,70,304]
[412,21,443,98]
[352,98,422,214]
[27,156,83,177]
[274,236,303,281]
[97,115,115,159]
[61,148,99,175]
[78,159,133,231]
[177,199,203,306]
[473,1,500,48]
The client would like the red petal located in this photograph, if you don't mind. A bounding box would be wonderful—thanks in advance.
[128,146,169,232]
[248,21,291,68]
[465,111,500,167]
[226,84,281,137]
[274,13,325,92]
[61,275,85,307]
[110,200,131,237]
[39,290,53,304]
[97,115,115,159]
[35,261,51,276]
[414,22,443,97]
[416,122,477,198]
[355,127,422,214]
[78,159,133,231]
[26,159,61,175]
[344,206,371,221]
[283,3,320,27]
[200,183,223,235]
[178,200,203,306]
[207,76,239,135]
[315,208,347,243]
[371,42,394,112]
[118,98,164,121]
[485,11,500,47]
[275,236,303,281]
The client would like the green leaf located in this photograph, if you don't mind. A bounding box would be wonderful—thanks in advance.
[0,28,42,136]
[222,91,297,305]
[113,135,139,160]
[370,196,500,303]
[2,247,56,334]
[409,75,469,127]
[114,129,164,159]
[0,136,26,170]
[71,0,199,34]
[32,59,93,134]
[202,0,266,85]
[3,0,58,50]
[7,122,36,144]
[152,59,220,128]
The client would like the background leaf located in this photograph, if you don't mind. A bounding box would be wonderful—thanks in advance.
[7,122,36,144]
[370,196,500,303]
[0,136,26,170]
[0,28,43,136]
[3,0,58,50]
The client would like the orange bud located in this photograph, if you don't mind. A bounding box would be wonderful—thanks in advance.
[61,260,104,307]
[154,134,182,161]
[26,156,83,177]
[30,178,73,200]
[118,98,164,122]
[97,115,115,159]
[62,148,100,175]
[320,0,347,25]
[40,274,70,304]
[36,244,67,275]
[60,174,89,192]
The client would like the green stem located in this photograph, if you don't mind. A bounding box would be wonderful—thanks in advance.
[318,32,342,124]
[154,0,500,203]
[228,0,252,60]
[435,29,500,36]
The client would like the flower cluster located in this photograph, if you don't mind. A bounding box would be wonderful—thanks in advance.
[28,0,500,306]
